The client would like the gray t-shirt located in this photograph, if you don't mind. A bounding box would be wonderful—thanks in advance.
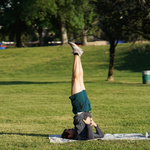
[73,112,104,140]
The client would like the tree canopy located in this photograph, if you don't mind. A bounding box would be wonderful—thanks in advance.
[0,0,36,46]
[0,0,150,81]
[95,0,149,81]
[1,0,149,47]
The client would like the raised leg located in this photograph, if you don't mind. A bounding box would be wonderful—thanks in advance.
[71,55,85,95]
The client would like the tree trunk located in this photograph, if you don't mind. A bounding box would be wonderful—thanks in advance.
[82,29,88,46]
[61,21,68,45]
[107,40,116,81]
[15,23,22,47]
[38,27,43,46]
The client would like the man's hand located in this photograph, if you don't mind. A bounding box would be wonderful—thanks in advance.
[83,117,91,125]
[83,117,97,127]
[91,118,97,127]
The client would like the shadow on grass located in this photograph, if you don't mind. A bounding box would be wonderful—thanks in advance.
[116,44,150,72]
[102,81,147,87]
[0,81,70,85]
[0,132,48,138]
[0,80,147,86]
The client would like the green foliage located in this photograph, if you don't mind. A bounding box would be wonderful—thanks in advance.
[0,44,150,149]
[95,0,149,80]
[141,0,150,40]
[29,0,57,23]
[0,0,36,46]
[0,0,57,46]
[54,0,84,30]
[95,0,146,41]
[0,0,150,46]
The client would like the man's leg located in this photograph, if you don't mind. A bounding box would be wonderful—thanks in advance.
[78,55,86,91]
[71,55,85,95]
[69,43,91,114]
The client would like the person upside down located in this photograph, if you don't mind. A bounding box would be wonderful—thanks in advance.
[61,42,104,140]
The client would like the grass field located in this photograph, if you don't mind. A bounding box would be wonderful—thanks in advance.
[0,43,150,150]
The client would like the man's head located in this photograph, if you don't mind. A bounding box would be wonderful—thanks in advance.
[61,128,75,139]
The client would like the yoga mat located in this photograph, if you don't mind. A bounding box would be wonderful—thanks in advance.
[49,133,150,143]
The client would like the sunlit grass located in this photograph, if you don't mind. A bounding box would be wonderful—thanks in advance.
[0,43,150,149]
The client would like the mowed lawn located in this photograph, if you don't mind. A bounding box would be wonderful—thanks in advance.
[0,43,150,150]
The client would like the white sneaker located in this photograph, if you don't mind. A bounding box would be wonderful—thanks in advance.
[69,42,84,56]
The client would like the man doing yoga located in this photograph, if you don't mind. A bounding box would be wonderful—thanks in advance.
[62,42,104,140]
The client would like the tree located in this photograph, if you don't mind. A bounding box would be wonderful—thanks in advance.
[54,0,74,45]
[54,0,95,45]
[141,0,150,40]
[81,0,97,45]
[96,0,146,81]
[29,0,57,46]
[0,0,58,47]
[66,0,98,45]
[0,0,35,47]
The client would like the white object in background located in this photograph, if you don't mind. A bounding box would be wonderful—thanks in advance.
[145,132,149,138]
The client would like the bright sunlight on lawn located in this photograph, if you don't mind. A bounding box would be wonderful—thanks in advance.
[0,43,150,150]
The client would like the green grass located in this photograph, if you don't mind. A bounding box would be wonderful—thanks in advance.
[0,43,150,150]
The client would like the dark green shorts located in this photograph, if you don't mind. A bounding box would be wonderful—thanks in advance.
[69,90,91,114]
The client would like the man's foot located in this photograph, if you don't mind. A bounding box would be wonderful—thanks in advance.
[69,42,84,56]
